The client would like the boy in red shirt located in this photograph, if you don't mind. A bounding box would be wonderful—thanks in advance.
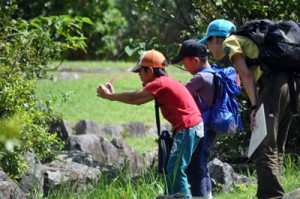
[97,49,204,198]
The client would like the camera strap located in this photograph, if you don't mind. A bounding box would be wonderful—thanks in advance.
[155,98,161,136]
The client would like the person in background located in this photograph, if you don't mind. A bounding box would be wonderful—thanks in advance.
[198,19,300,199]
[171,39,216,199]
[97,49,204,199]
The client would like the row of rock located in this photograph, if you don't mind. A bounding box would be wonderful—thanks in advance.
[1,119,299,198]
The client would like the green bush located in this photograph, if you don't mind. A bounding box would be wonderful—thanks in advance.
[0,0,92,179]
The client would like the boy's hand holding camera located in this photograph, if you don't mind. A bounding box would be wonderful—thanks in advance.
[97,77,115,99]
[97,82,114,99]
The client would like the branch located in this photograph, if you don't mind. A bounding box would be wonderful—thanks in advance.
[191,0,215,24]
[46,59,64,71]
[217,0,240,23]
[125,0,188,29]
[152,1,188,27]
[10,37,33,74]
[174,0,195,32]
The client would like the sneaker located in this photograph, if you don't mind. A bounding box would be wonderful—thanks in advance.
[156,192,186,199]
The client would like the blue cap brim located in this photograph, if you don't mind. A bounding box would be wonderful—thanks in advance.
[198,36,208,44]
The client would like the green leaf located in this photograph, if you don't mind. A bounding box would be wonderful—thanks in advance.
[81,17,94,25]
[125,46,139,56]
[216,0,223,6]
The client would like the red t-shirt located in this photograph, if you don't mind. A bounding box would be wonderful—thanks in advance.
[144,75,202,131]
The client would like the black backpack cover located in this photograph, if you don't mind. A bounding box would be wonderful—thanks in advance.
[233,19,300,116]
[233,19,300,75]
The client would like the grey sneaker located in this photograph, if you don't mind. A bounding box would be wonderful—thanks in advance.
[155,192,186,199]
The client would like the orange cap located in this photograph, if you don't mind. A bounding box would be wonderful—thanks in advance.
[128,50,168,72]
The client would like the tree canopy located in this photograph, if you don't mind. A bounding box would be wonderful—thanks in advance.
[1,0,299,179]
[12,0,300,60]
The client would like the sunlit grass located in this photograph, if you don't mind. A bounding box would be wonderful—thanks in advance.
[39,61,300,198]
[49,60,134,69]
[46,167,165,199]
[43,154,300,199]
[38,61,191,127]
[214,154,300,199]
[125,135,158,154]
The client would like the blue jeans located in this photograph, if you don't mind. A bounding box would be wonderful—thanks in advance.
[166,122,204,199]
[186,126,216,197]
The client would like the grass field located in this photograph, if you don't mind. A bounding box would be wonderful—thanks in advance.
[38,61,191,127]
[45,154,300,199]
[38,61,300,198]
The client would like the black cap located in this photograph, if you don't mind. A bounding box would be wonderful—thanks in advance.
[171,39,208,64]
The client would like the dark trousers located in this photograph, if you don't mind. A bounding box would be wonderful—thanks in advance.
[251,72,300,199]
[186,127,216,197]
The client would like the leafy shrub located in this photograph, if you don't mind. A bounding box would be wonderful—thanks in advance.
[0,0,92,179]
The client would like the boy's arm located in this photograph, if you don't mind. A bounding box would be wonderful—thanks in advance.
[97,85,154,105]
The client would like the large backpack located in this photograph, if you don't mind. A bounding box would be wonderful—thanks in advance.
[232,19,300,75]
[232,19,300,116]
[201,64,243,136]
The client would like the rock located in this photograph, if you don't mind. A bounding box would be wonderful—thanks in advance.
[102,125,123,138]
[56,150,95,167]
[283,188,300,199]
[0,169,26,199]
[43,160,101,196]
[18,149,44,198]
[67,134,106,163]
[48,119,72,141]
[123,121,146,137]
[75,120,103,135]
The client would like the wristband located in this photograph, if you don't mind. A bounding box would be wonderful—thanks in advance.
[250,105,257,111]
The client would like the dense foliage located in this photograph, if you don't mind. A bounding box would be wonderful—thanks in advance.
[123,0,300,160]
[12,0,300,61]
[1,0,299,179]
[192,0,300,27]
[15,0,128,60]
[0,0,92,179]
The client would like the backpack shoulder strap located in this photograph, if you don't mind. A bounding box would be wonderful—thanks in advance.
[200,65,219,105]
[200,66,216,74]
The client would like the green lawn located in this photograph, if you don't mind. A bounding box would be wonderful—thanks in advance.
[40,61,300,199]
[38,61,191,127]
[45,154,300,199]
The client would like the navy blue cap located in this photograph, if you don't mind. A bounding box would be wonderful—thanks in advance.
[171,39,208,64]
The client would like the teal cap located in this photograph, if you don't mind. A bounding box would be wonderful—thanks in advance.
[198,19,236,44]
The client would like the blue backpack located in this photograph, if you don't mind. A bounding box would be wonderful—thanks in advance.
[201,64,243,136]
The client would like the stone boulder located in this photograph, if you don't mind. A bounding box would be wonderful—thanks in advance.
[75,120,103,135]
[111,138,145,173]
[48,119,72,141]
[67,134,106,163]
[102,124,123,138]
[18,149,44,198]
[208,158,251,193]
[75,120,124,138]
[0,169,26,199]
[43,160,101,196]
[57,150,95,167]
[123,121,146,137]
[283,188,300,199]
